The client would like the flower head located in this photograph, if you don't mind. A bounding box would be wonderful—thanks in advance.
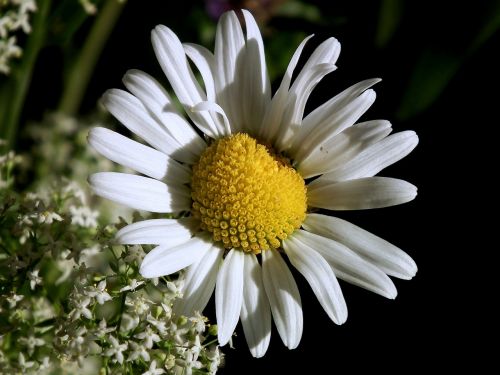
[89,9,418,357]
[85,280,112,305]
[104,335,128,364]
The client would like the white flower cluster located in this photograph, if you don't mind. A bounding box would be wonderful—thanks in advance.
[26,112,132,223]
[0,0,37,74]
[0,146,223,374]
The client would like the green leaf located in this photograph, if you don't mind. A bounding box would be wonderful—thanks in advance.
[396,49,461,120]
[276,0,322,23]
[375,0,403,48]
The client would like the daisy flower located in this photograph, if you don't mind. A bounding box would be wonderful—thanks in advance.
[89,10,418,357]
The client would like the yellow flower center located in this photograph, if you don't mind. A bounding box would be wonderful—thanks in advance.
[191,133,307,254]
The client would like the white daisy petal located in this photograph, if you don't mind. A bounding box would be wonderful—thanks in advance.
[294,229,397,299]
[307,176,417,210]
[214,10,246,132]
[216,249,245,346]
[191,101,231,135]
[173,246,224,317]
[241,9,271,135]
[298,37,341,75]
[115,218,196,246]
[101,89,183,157]
[240,254,271,358]
[284,236,348,325]
[289,79,380,159]
[151,25,221,138]
[89,172,190,213]
[304,214,417,279]
[318,130,419,182]
[139,234,212,278]
[261,249,303,349]
[298,78,381,140]
[276,63,338,152]
[273,35,341,151]
[259,35,314,142]
[122,69,206,160]
[296,120,392,178]
[281,37,341,144]
[183,43,216,101]
[88,127,191,182]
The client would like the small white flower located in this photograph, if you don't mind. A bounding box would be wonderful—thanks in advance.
[176,349,202,375]
[85,280,112,305]
[189,311,207,334]
[18,352,34,370]
[39,356,51,371]
[119,278,144,292]
[68,297,92,320]
[142,360,165,375]
[37,210,63,224]
[127,341,150,362]
[94,319,116,338]
[206,346,223,375]
[68,326,89,355]
[189,335,203,358]
[6,293,23,308]
[146,314,168,336]
[19,334,44,356]
[69,205,99,228]
[125,293,152,316]
[63,181,87,204]
[169,322,190,346]
[134,326,160,349]
[120,313,140,332]
[166,281,182,298]
[104,335,128,364]
[0,36,22,74]
[27,269,42,290]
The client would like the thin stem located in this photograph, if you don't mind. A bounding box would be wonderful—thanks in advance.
[116,291,127,330]
[0,0,52,149]
[58,0,126,115]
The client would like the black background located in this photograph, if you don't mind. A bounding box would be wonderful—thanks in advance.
[23,0,497,372]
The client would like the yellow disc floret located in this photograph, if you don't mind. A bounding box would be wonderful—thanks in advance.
[191,133,307,254]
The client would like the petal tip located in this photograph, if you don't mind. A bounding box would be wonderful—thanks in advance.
[217,331,231,347]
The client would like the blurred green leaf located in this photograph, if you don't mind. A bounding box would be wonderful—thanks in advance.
[276,0,322,23]
[266,31,307,81]
[375,0,403,48]
[397,2,500,120]
[469,1,500,53]
[397,50,461,120]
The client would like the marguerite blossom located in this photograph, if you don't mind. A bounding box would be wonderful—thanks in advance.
[89,9,418,357]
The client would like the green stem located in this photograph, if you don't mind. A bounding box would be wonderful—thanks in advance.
[58,0,126,115]
[0,0,52,149]
[116,291,127,330]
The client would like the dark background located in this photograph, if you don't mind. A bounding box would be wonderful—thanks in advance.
[22,0,497,372]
